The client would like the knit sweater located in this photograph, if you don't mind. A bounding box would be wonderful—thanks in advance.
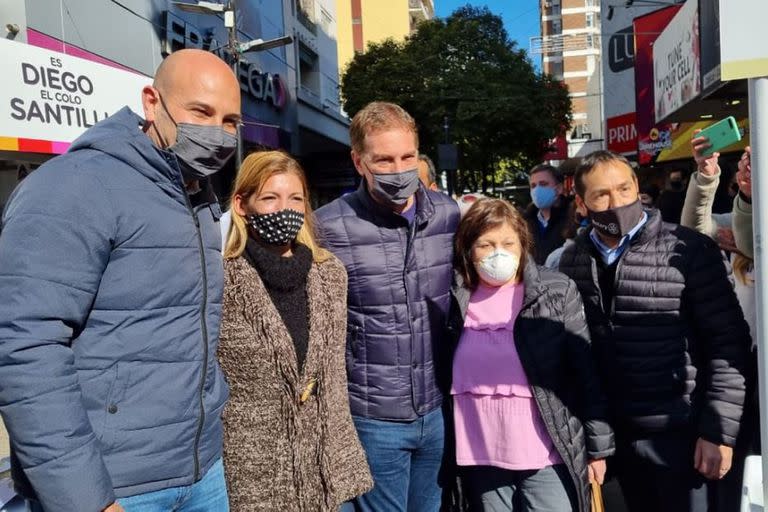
[218,253,373,511]
[244,239,311,370]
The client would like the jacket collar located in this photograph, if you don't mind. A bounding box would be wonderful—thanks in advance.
[354,179,436,227]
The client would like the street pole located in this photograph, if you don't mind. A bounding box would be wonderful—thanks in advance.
[749,75,768,505]
[443,116,452,196]
[227,0,243,169]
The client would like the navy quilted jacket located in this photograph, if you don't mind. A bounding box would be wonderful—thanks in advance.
[315,183,459,420]
[559,209,750,446]
[0,108,228,511]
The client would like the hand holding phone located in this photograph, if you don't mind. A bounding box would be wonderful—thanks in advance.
[697,116,742,157]
[691,129,720,177]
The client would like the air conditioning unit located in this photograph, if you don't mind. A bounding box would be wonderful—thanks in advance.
[571,124,591,140]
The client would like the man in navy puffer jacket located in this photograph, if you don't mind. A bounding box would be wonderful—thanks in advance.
[0,50,240,512]
[316,102,460,512]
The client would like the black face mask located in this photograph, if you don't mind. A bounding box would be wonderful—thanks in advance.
[669,179,684,191]
[588,199,644,239]
[246,209,305,246]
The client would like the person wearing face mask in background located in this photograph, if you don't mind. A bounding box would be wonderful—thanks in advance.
[218,151,372,511]
[315,102,460,512]
[656,168,687,223]
[0,49,239,511]
[447,198,613,511]
[639,184,660,209]
[558,150,750,512]
[524,164,571,265]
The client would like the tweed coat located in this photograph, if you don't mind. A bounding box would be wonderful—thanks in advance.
[218,253,373,511]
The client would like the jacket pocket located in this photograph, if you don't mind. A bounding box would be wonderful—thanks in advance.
[100,362,131,451]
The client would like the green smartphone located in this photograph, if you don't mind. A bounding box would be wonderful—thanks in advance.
[698,116,742,156]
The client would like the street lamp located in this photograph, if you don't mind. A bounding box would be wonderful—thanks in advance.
[239,35,294,54]
[171,1,293,168]
[172,1,226,14]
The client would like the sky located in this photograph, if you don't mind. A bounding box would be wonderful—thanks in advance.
[434,0,542,70]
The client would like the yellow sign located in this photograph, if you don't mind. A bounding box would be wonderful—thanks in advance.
[719,0,768,80]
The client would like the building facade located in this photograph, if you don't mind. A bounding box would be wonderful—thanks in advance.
[0,0,352,209]
[535,0,603,159]
[335,0,434,78]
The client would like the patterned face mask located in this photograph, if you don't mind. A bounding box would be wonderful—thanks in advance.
[246,209,305,246]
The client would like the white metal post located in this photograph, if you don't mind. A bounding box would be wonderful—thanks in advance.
[749,75,768,505]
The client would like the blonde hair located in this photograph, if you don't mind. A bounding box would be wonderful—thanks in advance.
[733,253,754,286]
[223,151,331,263]
[350,101,418,154]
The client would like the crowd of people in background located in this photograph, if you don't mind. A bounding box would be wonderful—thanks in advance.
[0,49,758,512]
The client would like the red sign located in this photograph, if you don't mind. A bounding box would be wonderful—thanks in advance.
[542,134,568,160]
[606,112,637,154]
[633,5,682,164]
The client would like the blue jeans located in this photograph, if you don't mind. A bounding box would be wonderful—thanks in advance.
[117,458,228,511]
[26,458,230,512]
[351,408,445,512]
[461,464,576,512]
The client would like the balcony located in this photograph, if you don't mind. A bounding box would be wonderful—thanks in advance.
[409,0,434,31]
[542,1,561,17]
[530,32,599,56]
[297,10,316,34]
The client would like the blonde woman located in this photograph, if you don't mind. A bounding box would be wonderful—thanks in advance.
[219,151,372,511]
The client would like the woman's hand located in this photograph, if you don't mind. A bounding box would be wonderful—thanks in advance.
[588,458,607,485]
[691,129,720,177]
[737,146,752,199]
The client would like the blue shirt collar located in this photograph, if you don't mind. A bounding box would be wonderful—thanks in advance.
[589,211,648,265]
[537,210,548,228]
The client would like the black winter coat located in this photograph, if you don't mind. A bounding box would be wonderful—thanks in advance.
[524,199,572,265]
[559,209,750,446]
[316,182,460,420]
[447,262,615,512]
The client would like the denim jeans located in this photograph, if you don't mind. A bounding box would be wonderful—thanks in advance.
[351,407,445,512]
[28,458,229,512]
[461,464,576,512]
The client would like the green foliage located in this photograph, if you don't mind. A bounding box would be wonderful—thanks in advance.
[340,5,572,193]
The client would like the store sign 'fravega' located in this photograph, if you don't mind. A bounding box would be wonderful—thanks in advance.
[1,38,149,144]
[162,11,287,110]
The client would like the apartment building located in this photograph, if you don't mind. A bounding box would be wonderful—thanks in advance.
[535,0,603,158]
[336,0,435,77]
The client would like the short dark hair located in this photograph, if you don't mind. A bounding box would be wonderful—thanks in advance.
[529,163,563,184]
[640,184,660,202]
[574,150,636,197]
[454,198,532,290]
[418,154,437,186]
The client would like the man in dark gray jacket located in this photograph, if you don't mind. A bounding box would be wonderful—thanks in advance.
[316,102,460,512]
[0,49,240,512]
[559,150,750,512]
